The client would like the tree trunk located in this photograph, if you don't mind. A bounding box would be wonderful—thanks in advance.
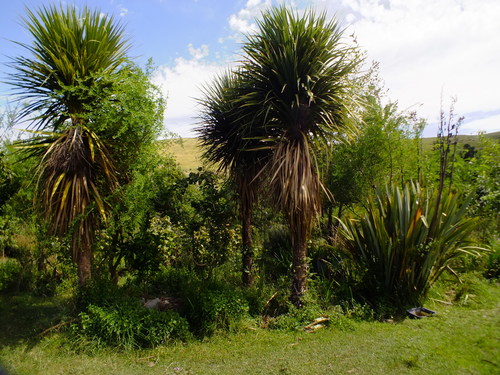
[77,243,92,287]
[290,237,308,307]
[326,206,333,239]
[241,205,254,286]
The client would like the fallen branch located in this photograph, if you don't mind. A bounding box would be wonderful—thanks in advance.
[304,317,330,332]
[430,298,453,305]
[39,319,76,337]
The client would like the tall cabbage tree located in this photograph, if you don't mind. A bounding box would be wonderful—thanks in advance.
[198,71,271,285]
[238,6,360,305]
[8,4,130,286]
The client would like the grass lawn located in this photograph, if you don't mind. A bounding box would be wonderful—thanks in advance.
[1,279,499,375]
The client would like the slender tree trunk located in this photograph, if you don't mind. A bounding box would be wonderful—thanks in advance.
[326,204,343,246]
[241,205,254,286]
[77,243,92,287]
[326,206,333,240]
[290,237,308,307]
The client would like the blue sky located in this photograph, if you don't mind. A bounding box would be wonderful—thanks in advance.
[1,0,499,137]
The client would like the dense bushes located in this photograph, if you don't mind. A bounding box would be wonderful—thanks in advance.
[75,302,191,349]
[196,288,250,334]
[70,268,253,348]
[144,267,251,335]
[0,258,23,292]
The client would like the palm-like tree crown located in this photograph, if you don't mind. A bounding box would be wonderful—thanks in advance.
[197,70,273,285]
[198,71,271,186]
[240,6,359,141]
[238,6,360,227]
[9,4,130,130]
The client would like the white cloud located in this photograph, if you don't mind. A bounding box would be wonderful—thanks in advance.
[188,44,209,60]
[154,0,500,138]
[461,113,500,134]
[119,7,128,17]
[333,0,500,134]
[228,0,272,35]
[152,45,229,137]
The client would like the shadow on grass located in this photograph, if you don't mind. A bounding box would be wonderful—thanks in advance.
[0,294,72,350]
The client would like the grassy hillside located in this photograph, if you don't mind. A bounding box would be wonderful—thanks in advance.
[160,138,204,171]
[165,132,500,171]
[421,131,500,151]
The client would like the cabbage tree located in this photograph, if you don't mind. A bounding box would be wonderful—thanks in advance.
[8,4,130,286]
[238,6,360,305]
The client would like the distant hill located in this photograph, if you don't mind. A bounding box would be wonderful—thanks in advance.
[164,132,500,171]
[160,138,204,171]
[421,131,500,151]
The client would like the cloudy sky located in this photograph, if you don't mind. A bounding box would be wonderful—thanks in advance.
[0,0,498,137]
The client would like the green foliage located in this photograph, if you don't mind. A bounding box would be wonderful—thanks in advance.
[145,266,201,297]
[323,94,424,215]
[86,61,165,174]
[451,272,495,308]
[8,3,130,130]
[144,267,251,336]
[196,289,250,335]
[267,300,324,330]
[76,277,129,310]
[75,302,191,349]
[453,134,500,235]
[484,240,500,280]
[72,275,191,348]
[0,258,23,292]
[261,224,292,280]
[152,168,239,273]
[339,182,483,307]
[0,152,20,214]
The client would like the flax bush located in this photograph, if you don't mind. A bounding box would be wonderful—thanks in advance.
[339,182,483,307]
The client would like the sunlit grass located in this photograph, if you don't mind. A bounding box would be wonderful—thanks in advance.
[1,278,498,375]
[162,132,500,172]
[160,138,204,171]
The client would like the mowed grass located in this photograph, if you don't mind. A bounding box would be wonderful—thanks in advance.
[1,280,499,375]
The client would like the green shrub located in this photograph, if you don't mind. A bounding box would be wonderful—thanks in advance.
[0,258,23,292]
[76,277,130,311]
[268,305,321,330]
[146,266,201,297]
[31,271,59,297]
[339,182,483,307]
[261,224,292,280]
[141,267,251,336]
[196,288,250,335]
[452,272,497,308]
[75,302,191,349]
[484,241,500,280]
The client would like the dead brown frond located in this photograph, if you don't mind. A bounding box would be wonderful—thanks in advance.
[267,134,321,246]
[36,126,117,259]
